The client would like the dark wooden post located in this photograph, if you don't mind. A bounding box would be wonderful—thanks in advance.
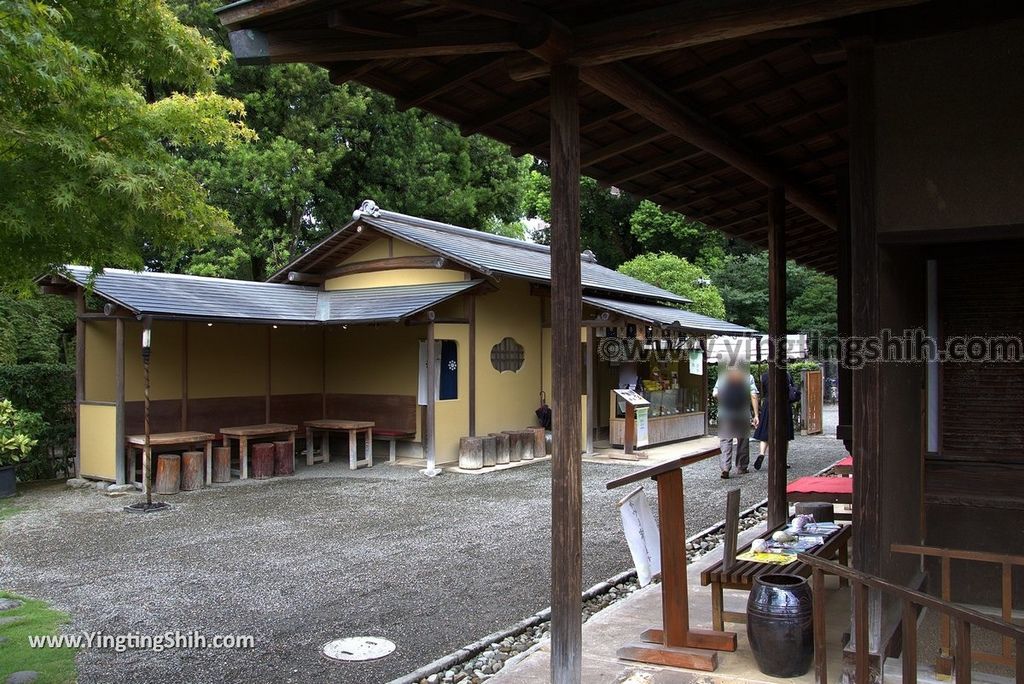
[767,187,788,529]
[549,62,583,684]
[115,318,126,485]
[74,290,85,478]
[836,171,853,453]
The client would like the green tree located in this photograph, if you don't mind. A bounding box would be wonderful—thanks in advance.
[618,253,726,319]
[628,200,727,272]
[523,167,640,269]
[0,291,76,366]
[0,0,253,284]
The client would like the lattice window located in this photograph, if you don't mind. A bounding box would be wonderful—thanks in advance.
[490,337,525,373]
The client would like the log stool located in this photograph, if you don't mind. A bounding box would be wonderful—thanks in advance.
[795,501,835,523]
[251,442,275,479]
[518,429,535,460]
[459,436,484,470]
[531,427,546,458]
[273,440,294,476]
[180,451,204,491]
[154,453,181,495]
[482,435,497,467]
[491,433,510,465]
[504,431,522,462]
[212,446,231,483]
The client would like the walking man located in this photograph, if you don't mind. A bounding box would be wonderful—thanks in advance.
[713,361,759,478]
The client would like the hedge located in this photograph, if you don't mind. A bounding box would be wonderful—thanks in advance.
[0,364,75,480]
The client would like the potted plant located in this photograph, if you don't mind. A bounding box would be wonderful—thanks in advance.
[0,399,40,498]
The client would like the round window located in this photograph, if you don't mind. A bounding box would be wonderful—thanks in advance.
[490,337,525,373]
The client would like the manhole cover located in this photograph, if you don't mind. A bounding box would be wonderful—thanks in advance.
[322,636,396,662]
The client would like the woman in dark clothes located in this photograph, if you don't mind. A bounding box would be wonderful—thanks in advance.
[752,370,796,470]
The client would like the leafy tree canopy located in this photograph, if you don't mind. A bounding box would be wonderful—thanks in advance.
[0,0,253,284]
[618,253,726,319]
[628,200,727,273]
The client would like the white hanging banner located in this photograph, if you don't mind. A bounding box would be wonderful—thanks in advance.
[618,486,661,586]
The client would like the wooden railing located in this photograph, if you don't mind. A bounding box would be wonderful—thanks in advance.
[892,544,1024,675]
[797,553,1024,684]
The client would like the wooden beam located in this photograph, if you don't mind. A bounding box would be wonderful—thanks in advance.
[324,255,450,279]
[326,61,379,85]
[766,187,788,529]
[428,0,542,24]
[286,271,323,284]
[581,125,673,167]
[549,62,583,684]
[398,55,502,111]
[580,62,838,230]
[227,25,519,65]
[602,144,704,185]
[836,170,852,452]
[327,8,417,38]
[461,91,549,136]
[570,0,931,65]
[181,322,188,431]
[216,0,318,29]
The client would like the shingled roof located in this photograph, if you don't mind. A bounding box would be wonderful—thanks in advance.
[54,266,483,325]
[268,206,693,305]
[583,295,757,335]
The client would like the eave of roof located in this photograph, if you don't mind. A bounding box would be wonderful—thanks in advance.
[52,266,483,325]
[583,295,756,336]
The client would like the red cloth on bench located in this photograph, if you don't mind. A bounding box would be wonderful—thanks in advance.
[834,456,854,468]
[787,476,853,495]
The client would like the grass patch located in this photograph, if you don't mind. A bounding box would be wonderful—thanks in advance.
[0,592,77,683]
[0,499,22,522]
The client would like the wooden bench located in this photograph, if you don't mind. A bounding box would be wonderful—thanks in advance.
[700,522,852,631]
[220,423,298,480]
[304,419,374,470]
[126,431,216,486]
[373,429,416,462]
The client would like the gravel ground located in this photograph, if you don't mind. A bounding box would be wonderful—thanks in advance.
[0,407,843,684]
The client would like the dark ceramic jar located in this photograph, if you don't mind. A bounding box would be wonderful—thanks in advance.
[747,573,814,677]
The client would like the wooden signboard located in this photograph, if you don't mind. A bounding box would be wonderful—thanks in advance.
[614,389,649,457]
[802,369,823,435]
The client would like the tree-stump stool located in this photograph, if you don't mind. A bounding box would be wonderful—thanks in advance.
[251,442,275,479]
[212,446,231,483]
[795,501,835,523]
[504,431,522,462]
[180,451,204,491]
[482,435,497,467]
[531,427,547,458]
[518,429,536,460]
[154,453,181,495]
[491,433,510,465]
[459,436,484,470]
[273,440,294,476]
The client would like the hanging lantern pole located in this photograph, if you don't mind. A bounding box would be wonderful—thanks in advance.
[142,318,153,506]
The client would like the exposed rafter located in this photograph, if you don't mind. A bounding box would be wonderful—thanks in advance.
[397,55,503,111]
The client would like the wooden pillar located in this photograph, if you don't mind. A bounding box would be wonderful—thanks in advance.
[836,171,853,453]
[469,296,476,435]
[425,321,438,473]
[114,318,126,485]
[321,327,327,419]
[549,62,583,684]
[766,187,788,529]
[74,291,85,478]
[585,326,594,454]
[181,322,189,430]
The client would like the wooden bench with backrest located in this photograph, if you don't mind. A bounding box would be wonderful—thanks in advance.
[700,522,852,631]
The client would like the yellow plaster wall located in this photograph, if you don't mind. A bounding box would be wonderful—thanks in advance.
[124,321,183,402]
[187,322,268,398]
[270,325,324,395]
[473,281,546,436]
[84,320,116,402]
[325,324,423,396]
[433,323,469,464]
[79,403,117,480]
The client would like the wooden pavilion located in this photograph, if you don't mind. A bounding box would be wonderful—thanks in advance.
[215,1,1024,681]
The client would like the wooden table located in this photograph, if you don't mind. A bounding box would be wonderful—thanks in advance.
[305,419,374,470]
[220,423,297,480]
[700,522,852,631]
[126,431,217,486]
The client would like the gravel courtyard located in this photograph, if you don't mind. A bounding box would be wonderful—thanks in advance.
[0,408,842,683]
